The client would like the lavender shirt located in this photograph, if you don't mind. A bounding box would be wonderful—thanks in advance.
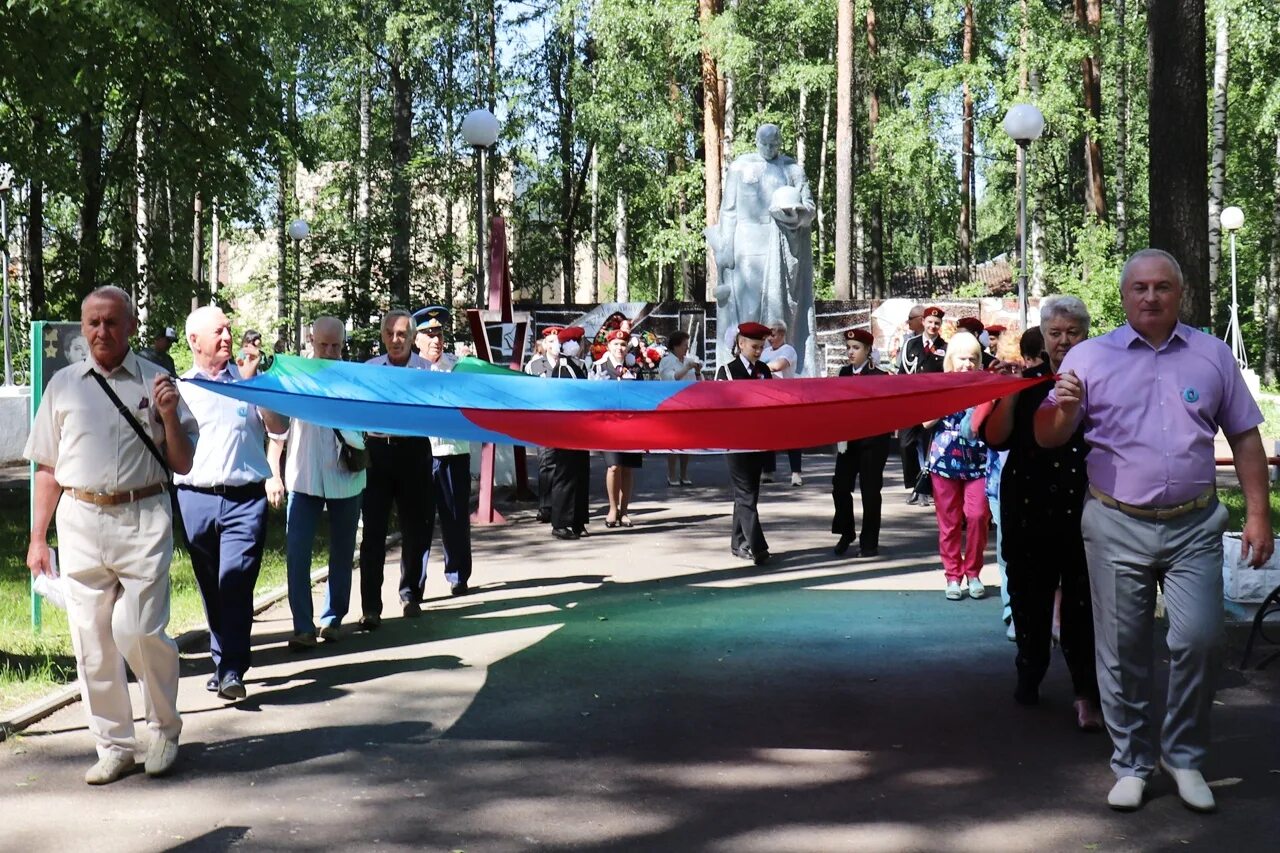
[1040,322,1262,506]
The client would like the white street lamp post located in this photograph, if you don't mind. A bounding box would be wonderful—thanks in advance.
[1220,205,1247,369]
[461,109,500,310]
[1002,104,1045,332]
[288,218,310,353]
[0,164,13,387]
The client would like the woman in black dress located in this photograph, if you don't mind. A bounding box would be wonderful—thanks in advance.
[979,295,1102,731]
[590,329,643,527]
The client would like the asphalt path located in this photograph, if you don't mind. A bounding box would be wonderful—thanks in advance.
[1,453,1277,852]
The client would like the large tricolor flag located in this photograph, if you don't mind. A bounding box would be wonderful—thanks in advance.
[189,355,1046,452]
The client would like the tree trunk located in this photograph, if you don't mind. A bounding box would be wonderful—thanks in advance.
[191,192,204,291]
[1266,131,1280,385]
[389,45,414,309]
[956,1,974,276]
[134,113,149,326]
[615,187,629,301]
[357,49,373,299]
[210,205,220,299]
[589,146,599,303]
[27,178,45,317]
[1149,0,1209,326]
[816,46,833,278]
[556,22,576,304]
[866,2,884,297]
[1208,9,1228,297]
[1114,0,1130,254]
[834,0,854,299]
[276,151,289,338]
[796,38,807,168]
[1077,0,1107,220]
[77,107,106,299]
[700,0,725,296]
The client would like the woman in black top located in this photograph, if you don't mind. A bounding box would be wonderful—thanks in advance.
[979,295,1102,731]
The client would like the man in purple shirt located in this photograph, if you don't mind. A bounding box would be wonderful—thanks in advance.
[1036,249,1274,813]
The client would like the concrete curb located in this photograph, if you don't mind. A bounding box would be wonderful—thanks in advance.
[0,566,331,742]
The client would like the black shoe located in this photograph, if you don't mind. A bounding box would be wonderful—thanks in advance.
[858,546,879,558]
[450,581,470,597]
[535,510,551,523]
[205,675,220,693]
[834,535,853,556]
[574,527,590,538]
[218,673,247,700]
[732,547,754,561]
[552,527,579,540]
[359,614,382,631]
[917,495,933,508]
[906,493,920,505]
[753,550,772,565]
[402,601,422,618]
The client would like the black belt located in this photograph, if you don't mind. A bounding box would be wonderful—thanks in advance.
[178,482,267,500]
[366,435,427,445]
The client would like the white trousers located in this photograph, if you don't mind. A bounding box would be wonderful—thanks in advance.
[56,492,181,759]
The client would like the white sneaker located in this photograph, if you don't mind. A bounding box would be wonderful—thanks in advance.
[1006,620,1017,641]
[144,734,179,777]
[790,472,803,487]
[761,472,774,483]
[1159,759,1216,812]
[945,581,963,601]
[968,577,986,599]
[85,753,135,785]
[1107,776,1147,811]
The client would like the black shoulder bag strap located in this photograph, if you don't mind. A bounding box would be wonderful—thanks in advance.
[89,370,172,479]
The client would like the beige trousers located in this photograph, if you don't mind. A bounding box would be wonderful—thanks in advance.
[56,491,181,759]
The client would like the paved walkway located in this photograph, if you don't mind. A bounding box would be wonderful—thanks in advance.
[1,454,1277,852]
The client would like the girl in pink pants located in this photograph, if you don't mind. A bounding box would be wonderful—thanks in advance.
[922,332,990,600]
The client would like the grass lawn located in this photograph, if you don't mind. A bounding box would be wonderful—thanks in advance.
[1220,486,1280,536]
[0,487,336,714]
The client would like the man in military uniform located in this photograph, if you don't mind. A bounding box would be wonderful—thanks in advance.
[548,326,591,540]
[897,305,947,506]
[832,328,892,557]
[527,326,564,523]
[715,322,773,564]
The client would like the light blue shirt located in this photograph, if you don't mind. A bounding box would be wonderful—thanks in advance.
[175,361,269,487]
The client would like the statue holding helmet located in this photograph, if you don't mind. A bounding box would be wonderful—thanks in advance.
[706,124,817,375]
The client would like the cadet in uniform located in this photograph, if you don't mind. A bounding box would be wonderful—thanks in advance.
[897,305,947,506]
[548,326,591,539]
[714,322,773,564]
[831,328,892,557]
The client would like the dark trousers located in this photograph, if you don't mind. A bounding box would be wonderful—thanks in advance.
[762,449,803,475]
[177,484,268,680]
[538,447,555,516]
[360,437,434,615]
[831,437,891,550]
[425,453,473,586]
[1007,551,1099,701]
[550,449,590,530]
[726,452,768,554]
[899,426,921,489]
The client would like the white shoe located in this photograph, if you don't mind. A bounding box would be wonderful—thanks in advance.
[791,472,803,487]
[144,734,179,777]
[1107,776,1147,811]
[968,577,986,599]
[667,478,679,487]
[761,472,774,483]
[1159,759,1216,812]
[1006,620,1016,641]
[945,581,963,601]
[85,753,135,785]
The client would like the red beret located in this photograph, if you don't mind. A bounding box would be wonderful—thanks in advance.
[605,329,629,343]
[736,321,771,340]
[542,326,565,339]
[985,324,1006,335]
[957,317,984,334]
[845,328,873,346]
[559,326,585,342]
[923,306,945,319]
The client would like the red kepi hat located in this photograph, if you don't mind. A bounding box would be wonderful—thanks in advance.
[736,322,771,340]
[845,328,874,346]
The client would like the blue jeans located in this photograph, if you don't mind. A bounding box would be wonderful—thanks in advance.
[286,491,361,634]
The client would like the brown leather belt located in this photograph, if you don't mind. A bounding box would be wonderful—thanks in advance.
[1088,485,1215,521]
[64,483,166,507]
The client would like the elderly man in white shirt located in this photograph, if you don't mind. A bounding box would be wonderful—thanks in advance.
[25,286,197,785]
[416,310,475,595]
[175,306,288,701]
[267,317,367,649]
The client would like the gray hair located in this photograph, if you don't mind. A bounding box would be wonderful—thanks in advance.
[1039,294,1091,335]
[185,304,227,342]
[1121,248,1184,291]
[312,316,346,342]
[380,309,414,335]
[81,285,135,318]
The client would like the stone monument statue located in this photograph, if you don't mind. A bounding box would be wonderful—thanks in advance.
[707,124,817,376]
